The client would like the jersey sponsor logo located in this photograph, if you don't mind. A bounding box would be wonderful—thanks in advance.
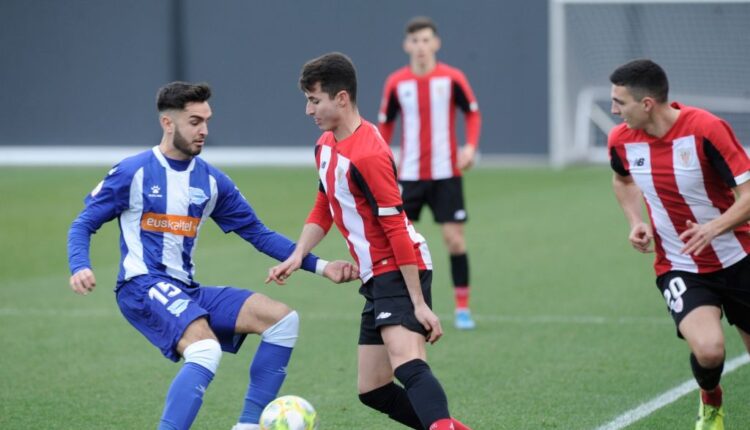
[376,312,392,320]
[189,187,209,205]
[141,212,199,237]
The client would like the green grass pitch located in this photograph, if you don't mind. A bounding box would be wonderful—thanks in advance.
[1,165,749,429]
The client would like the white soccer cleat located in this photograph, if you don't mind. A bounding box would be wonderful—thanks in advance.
[231,423,260,430]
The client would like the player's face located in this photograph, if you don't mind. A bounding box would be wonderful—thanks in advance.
[169,102,211,159]
[305,82,342,131]
[404,28,440,65]
[611,85,648,130]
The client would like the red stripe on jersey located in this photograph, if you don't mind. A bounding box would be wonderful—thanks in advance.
[417,78,432,179]
[650,143,721,273]
[644,199,671,274]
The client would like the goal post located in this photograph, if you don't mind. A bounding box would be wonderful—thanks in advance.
[549,0,750,167]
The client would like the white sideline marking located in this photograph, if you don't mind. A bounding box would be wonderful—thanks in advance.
[0,308,669,324]
[594,353,750,430]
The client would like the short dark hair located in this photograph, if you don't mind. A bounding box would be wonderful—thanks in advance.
[609,59,669,103]
[156,81,211,112]
[299,52,357,104]
[406,16,438,35]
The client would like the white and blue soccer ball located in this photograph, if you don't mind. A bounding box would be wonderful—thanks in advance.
[259,395,319,430]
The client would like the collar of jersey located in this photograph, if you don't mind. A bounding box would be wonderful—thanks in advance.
[152,146,196,173]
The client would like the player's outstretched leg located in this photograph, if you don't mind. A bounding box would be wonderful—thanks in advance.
[159,338,222,430]
[233,297,299,430]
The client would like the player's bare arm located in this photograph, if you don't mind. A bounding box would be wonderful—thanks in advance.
[266,223,358,285]
[680,180,750,256]
[399,264,443,344]
[69,268,96,295]
[612,172,653,253]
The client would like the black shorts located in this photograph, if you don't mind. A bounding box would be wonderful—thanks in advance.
[358,270,433,345]
[656,255,750,338]
[400,177,467,223]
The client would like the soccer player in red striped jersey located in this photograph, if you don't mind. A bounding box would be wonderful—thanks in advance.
[378,17,482,330]
[609,59,750,430]
[267,53,471,430]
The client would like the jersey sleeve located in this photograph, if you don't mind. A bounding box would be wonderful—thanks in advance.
[67,164,133,274]
[452,70,481,147]
[377,75,400,144]
[608,129,630,177]
[305,181,334,232]
[211,172,319,273]
[350,153,417,266]
[702,119,750,187]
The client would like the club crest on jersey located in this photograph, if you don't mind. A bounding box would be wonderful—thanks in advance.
[149,185,163,198]
[679,149,693,167]
[189,187,209,205]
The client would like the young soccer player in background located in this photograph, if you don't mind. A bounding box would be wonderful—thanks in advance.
[378,16,482,330]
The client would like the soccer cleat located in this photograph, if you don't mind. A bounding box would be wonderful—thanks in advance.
[454,309,476,330]
[695,399,724,430]
[451,418,472,430]
[231,424,260,430]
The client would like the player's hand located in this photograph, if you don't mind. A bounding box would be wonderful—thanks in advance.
[322,260,359,284]
[680,220,718,256]
[457,145,477,171]
[628,222,654,253]
[266,256,302,285]
[414,304,443,344]
[70,268,96,295]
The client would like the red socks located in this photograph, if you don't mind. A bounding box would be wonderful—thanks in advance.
[702,385,723,408]
[454,286,469,309]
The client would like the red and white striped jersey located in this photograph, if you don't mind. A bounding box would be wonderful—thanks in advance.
[305,120,432,282]
[378,63,481,181]
[609,103,750,275]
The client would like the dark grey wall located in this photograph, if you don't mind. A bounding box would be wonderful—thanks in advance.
[1,0,549,155]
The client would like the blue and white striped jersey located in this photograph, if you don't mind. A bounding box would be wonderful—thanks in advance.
[68,146,319,288]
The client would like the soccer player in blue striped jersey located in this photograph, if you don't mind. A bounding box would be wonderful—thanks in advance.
[67,81,357,430]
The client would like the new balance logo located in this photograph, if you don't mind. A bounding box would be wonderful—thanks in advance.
[376,312,392,320]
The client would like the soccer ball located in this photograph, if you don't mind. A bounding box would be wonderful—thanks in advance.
[259,395,319,430]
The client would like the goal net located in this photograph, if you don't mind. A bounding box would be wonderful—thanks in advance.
[550,0,750,167]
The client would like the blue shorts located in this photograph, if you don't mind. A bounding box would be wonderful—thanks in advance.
[116,275,253,361]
